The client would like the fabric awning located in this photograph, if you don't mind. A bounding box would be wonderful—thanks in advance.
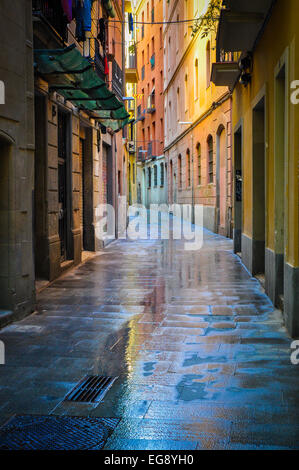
[102,0,116,18]
[34,44,129,131]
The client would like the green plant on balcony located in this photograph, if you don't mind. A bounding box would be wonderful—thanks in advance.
[191,0,222,38]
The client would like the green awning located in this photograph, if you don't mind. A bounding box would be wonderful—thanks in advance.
[102,0,116,18]
[34,44,129,131]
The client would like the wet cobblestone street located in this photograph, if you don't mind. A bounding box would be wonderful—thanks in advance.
[0,228,298,450]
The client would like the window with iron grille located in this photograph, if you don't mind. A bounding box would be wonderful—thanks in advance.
[208,136,213,183]
[178,155,182,189]
[160,163,164,187]
[154,165,158,187]
[150,53,155,70]
[197,143,201,185]
[186,150,191,187]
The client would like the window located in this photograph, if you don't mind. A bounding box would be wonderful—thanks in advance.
[118,170,121,195]
[151,0,155,22]
[160,163,164,187]
[178,154,182,189]
[194,58,199,99]
[148,167,151,188]
[206,41,211,88]
[186,149,191,187]
[176,15,180,53]
[184,0,188,36]
[142,12,144,39]
[197,143,201,185]
[184,73,188,112]
[176,87,180,121]
[159,27,162,49]
[154,165,158,186]
[207,136,213,183]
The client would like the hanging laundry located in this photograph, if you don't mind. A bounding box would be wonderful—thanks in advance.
[75,0,85,42]
[82,0,92,32]
[75,0,92,41]
[104,56,109,75]
[61,0,73,23]
[128,13,134,33]
[97,18,106,48]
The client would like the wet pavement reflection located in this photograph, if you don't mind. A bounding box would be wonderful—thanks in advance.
[0,226,298,449]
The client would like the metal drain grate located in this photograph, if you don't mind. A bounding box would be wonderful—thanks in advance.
[0,415,119,450]
[64,375,117,403]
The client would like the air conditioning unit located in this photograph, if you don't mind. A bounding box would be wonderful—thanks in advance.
[128,141,135,153]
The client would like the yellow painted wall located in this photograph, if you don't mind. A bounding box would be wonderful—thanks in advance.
[232,0,299,267]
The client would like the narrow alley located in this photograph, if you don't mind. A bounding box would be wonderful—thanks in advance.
[0,226,298,450]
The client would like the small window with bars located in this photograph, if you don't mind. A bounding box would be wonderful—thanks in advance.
[197,143,201,185]
[208,136,213,183]
[154,165,158,187]
[186,150,191,188]
[160,163,164,187]
[148,167,151,188]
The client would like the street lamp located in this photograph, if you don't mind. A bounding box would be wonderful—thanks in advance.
[179,121,194,224]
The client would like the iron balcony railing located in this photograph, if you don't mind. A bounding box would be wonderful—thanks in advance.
[112,60,123,100]
[32,0,68,41]
[147,92,155,113]
[127,43,137,69]
[216,49,242,63]
[150,53,155,70]
[147,140,159,159]
[138,146,145,162]
[94,40,105,81]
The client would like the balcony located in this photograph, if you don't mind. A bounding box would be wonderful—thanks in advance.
[211,50,242,89]
[112,60,123,101]
[147,90,156,114]
[126,44,139,84]
[150,53,155,70]
[217,0,274,53]
[141,65,145,81]
[138,146,146,162]
[94,40,105,82]
[137,105,145,122]
[33,0,68,42]
[147,140,159,159]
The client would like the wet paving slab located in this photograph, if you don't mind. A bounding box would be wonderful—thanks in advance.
[0,227,298,450]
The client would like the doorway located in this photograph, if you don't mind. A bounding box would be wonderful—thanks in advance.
[252,97,266,275]
[274,64,287,303]
[58,110,71,263]
[234,126,242,254]
[216,125,227,236]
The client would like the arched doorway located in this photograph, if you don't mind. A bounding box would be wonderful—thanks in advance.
[216,125,227,235]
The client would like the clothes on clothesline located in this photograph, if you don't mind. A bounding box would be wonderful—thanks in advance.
[75,0,92,42]
[61,0,73,23]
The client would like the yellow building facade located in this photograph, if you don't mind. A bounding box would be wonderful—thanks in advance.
[213,0,299,336]
[164,0,233,235]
